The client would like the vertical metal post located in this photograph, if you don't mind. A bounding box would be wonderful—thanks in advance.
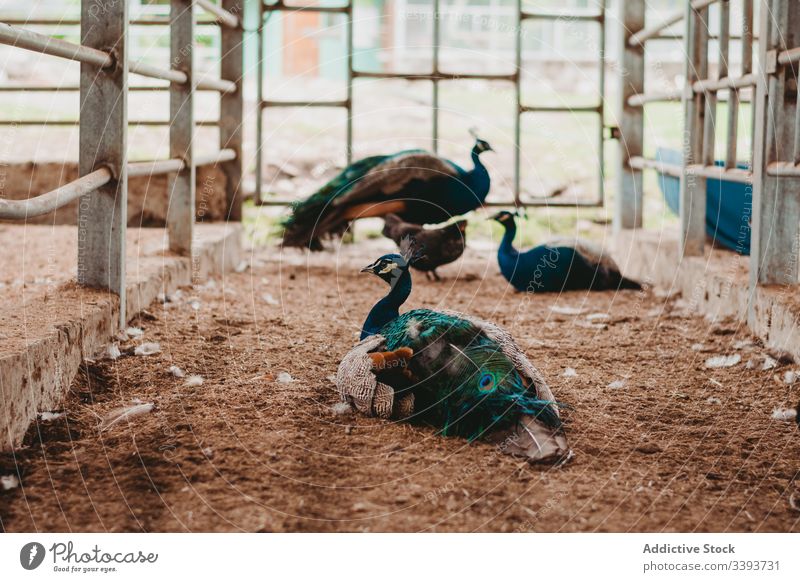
[432,0,440,152]
[597,0,607,209]
[346,2,353,162]
[514,0,522,205]
[615,0,644,231]
[220,0,244,221]
[79,0,128,328]
[255,1,265,204]
[679,1,708,257]
[168,0,195,254]
[750,0,800,289]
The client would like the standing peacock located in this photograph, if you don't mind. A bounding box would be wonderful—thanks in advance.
[336,240,569,463]
[280,135,493,250]
[491,211,642,292]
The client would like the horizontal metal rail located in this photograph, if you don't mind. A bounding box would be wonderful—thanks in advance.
[0,84,219,92]
[628,0,718,46]
[262,1,350,14]
[128,60,187,83]
[194,75,236,93]
[628,156,682,178]
[261,99,349,108]
[0,167,112,219]
[766,161,800,177]
[777,46,800,66]
[520,9,602,22]
[127,149,236,178]
[686,163,752,183]
[0,22,113,68]
[0,17,222,26]
[627,88,684,106]
[692,72,757,93]
[195,0,239,28]
[350,70,518,82]
[0,119,219,126]
[520,104,601,114]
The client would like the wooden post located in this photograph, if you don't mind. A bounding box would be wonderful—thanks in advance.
[168,0,195,254]
[220,0,244,221]
[750,0,800,290]
[79,0,128,328]
[679,1,708,257]
[615,0,644,231]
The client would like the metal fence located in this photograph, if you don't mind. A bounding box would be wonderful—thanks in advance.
[616,0,799,297]
[254,0,608,208]
[0,0,244,326]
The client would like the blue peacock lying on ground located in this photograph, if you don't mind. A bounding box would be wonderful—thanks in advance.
[336,239,570,463]
[491,211,642,292]
[281,136,493,250]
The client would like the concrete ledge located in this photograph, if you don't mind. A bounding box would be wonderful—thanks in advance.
[614,228,800,362]
[0,223,242,450]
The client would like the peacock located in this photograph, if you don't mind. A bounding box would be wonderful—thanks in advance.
[381,213,468,281]
[336,240,569,463]
[280,134,493,250]
[491,211,642,293]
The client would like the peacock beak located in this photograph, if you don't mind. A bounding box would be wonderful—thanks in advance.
[360,262,378,274]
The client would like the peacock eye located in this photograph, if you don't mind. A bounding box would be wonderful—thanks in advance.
[478,373,495,392]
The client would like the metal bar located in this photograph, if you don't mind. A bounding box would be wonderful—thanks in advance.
[794,93,800,165]
[0,17,221,26]
[597,0,607,210]
[167,0,195,255]
[0,168,112,220]
[627,0,718,47]
[629,155,682,178]
[0,22,113,67]
[742,0,754,74]
[679,0,709,257]
[345,2,353,163]
[255,0,265,205]
[724,87,740,168]
[261,99,349,108]
[0,119,219,126]
[127,158,185,178]
[262,2,350,14]
[627,88,684,106]
[351,70,517,82]
[686,163,752,183]
[195,0,239,28]
[220,0,244,221]
[514,0,522,205]
[615,0,644,230]
[0,85,217,92]
[195,148,236,166]
[777,46,800,66]
[79,0,128,327]
[692,73,757,92]
[432,0,440,153]
[520,104,602,114]
[195,75,237,93]
[520,10,602,22]
[766,161,800,177]
[128,60,187,84]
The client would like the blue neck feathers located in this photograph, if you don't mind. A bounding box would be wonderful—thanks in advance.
[360,269,412,340]
[469,149,490,203]
[498,221,518,257]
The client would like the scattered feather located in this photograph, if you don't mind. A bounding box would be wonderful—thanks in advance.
[331,402,353,415]
[189,299,201,311]
[705,354,741,368]
[169,365,185,378]
[706,396,722,405]
[39,411,64,421]
[99,403,154,431]
[106,344,121,360]
[126,327,144,338]
[563,367,578,378]
[262,293,280,306]
[185,375,204,387]
[762,356,778,370]
[326,374,337,384]
[202,447,214,458]
[771,407,797,421]
[607,380,626,389]
[1,474,19,490]
[276,371,293,383]
[745,358,756,369]
[783,370,798,385]
[134,342,161,356]
[234,260,249,273]
[586,313,610,321]
[733,339,754,349]
[550,305,586,316]
[691,343,705,352]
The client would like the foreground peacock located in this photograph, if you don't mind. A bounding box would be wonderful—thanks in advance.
[336,240,570,463]
[492,211,642,292]
[281,135,493,250]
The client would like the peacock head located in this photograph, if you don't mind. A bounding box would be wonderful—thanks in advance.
[490,210,517,228]
[469,128,494,155]
[360,253,408,288]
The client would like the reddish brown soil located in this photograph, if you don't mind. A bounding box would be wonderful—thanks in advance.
[1,244,799,532]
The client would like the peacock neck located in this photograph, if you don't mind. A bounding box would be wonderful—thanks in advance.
[360,269,412,340]
[470,150,490,202]
[499,221,518,257]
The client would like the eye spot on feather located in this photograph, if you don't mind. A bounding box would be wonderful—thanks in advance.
[478,373,496,393]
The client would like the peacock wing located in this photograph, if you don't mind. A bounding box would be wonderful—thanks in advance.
[332,151,460,208]
[544,237,621,273]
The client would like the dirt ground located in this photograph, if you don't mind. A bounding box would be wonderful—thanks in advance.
[1,242,799,533]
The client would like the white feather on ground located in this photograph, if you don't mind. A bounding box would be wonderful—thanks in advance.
[607,380,626,389]
[1,474,19,490]
[106,344,121,360]
[185,375,204,387]
[39,411,64,421]
[783,371,798,384]
[563,367,578,378]
[262,293,280,306]
[550,305,587,316]
[331,402,353,415]
[126,327,144,338]
[705,354,741,368]
[762,356,778,370]
[234,260,249,273]
[771,407,797,421]
[706,396,722,405]
[169,365,185,378]
[586,313,610,321]
[134,342,161,356]
[277,372,293,383]
[100,402,154,431]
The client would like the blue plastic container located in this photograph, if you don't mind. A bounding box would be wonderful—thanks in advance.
[656,148,752,255]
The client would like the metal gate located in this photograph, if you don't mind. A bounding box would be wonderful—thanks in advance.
[254,0,609,208]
